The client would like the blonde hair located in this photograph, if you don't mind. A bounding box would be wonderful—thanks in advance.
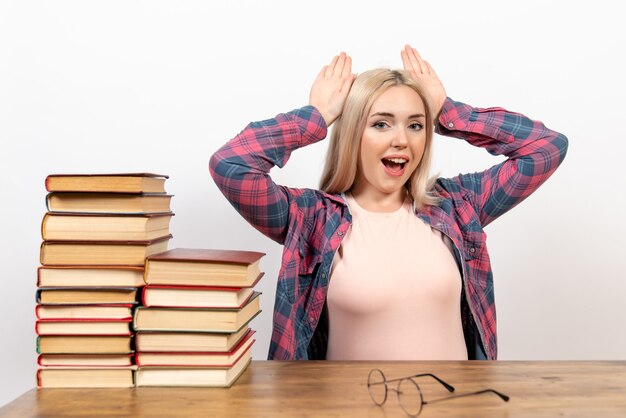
[319,68,440,210]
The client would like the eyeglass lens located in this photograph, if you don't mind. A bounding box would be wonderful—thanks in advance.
[367,369,387,406]
[397,378,424,417]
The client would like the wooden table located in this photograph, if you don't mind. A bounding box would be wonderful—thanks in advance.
[2,361,626,417]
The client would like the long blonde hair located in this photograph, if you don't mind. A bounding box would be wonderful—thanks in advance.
[319,69,439,210]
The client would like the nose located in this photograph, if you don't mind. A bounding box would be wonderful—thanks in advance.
[391,128,408,148]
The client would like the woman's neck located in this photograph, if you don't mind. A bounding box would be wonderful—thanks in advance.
[349,187,407,213]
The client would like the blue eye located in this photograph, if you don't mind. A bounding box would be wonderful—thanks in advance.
[409,123,423,131]
[372,121,389,129]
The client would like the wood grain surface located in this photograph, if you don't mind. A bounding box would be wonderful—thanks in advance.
[1,361,625,417]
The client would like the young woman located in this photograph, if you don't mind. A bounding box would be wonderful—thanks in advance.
[210,45,568,361]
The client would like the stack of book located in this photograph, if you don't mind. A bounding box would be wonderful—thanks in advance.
[133,248,264,387]
[36,173,173,388]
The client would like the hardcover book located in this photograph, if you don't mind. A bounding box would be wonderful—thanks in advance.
[36,287,138,305]
[135,330,254,367]
[40,235,172,266]
[141,284,257,308]
[133,292,261,333]
[37,367,135,388]
[135,351,251,388]
[36,319,133,336]
[45,173,168,194]
[37,266,145,288]
[41,212,173,241]
[145,248,265,287]
[135,326,250,353]
[36,304,134,320]
[46,192,172,214]
[36,335,133,354]
[37,354,133,367]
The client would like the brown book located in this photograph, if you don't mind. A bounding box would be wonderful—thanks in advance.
[36,304,134,320]
[41,212,173,241]
[133,292,261,333]
[134,351,251,387]
[40,235,171,266]
[36,335,133,354]
[135,331,254,367]
[36,288,138,305]
[37,266,145,288]
[45,173,168,194]
[37,367,135,388]
[135,326,250,353]
[46,192,172,214]
[145,248,265,287]
[141,284,258,308]
[38,354,133,367]
[35,319,132,336]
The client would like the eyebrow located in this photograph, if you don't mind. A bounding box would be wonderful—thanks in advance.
[369,111,425,119]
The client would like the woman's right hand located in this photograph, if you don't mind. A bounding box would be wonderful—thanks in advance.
[309,52,356,127]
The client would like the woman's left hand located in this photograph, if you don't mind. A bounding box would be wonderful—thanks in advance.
[401,45,446,120]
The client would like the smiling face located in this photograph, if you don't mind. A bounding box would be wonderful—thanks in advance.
[351,85,427,212]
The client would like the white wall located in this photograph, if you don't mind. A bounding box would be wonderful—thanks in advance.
[1,0,625,407]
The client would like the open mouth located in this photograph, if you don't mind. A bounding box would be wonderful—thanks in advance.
[381,157,408,174]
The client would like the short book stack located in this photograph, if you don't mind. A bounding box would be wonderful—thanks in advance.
[37,173,173,388]
[134,248,264,387]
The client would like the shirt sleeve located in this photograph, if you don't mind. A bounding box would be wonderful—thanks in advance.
[209,106,328,244]
[435,97,569,227]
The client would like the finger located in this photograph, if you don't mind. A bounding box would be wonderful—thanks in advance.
[401,49,410,71]
[316,65,328,80]
[425,61,439,79]
[404,44,423,74]
[341,55,352,78]
[411,47,429,75]
[325,55,339,77]
[333,52,346,77]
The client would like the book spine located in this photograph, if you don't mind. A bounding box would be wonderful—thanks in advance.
[41,213,49,241]
[36,336,41,354]
[141,286,149,306]
[39,242,46,265]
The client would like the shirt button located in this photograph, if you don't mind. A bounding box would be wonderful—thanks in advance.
[309,317,315,323]
[337,231,344,236]
[321,272,326,279]
[469,247,476,253]
[447,122,454,128]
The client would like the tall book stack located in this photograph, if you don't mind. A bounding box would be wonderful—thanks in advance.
[133,248,264,387]
[36,173,173,388]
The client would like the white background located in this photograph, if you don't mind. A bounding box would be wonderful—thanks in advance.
[1,0,625,407]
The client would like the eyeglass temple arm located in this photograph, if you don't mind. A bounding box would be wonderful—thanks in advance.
[379,373,455,392]
[424,389,510,405]
[410,373,455,392]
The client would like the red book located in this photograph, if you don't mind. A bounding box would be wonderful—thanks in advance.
[36,319,133,336]
[36,304,134,320]
[135,330,255,367]
[37,353,133,367]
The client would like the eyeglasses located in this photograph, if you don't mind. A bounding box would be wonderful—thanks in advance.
[367,368,509,417]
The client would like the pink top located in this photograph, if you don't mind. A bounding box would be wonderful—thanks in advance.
[326,193,468,360]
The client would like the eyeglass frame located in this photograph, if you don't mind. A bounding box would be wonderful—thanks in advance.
[367,368,510,417]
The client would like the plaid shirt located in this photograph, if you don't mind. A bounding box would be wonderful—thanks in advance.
[210,98,568,360]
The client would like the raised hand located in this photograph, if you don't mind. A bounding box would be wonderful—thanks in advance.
[401,45,446,119]
[309,52,356,127]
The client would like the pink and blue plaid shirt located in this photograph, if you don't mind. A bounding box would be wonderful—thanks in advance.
[210,98,568,360]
